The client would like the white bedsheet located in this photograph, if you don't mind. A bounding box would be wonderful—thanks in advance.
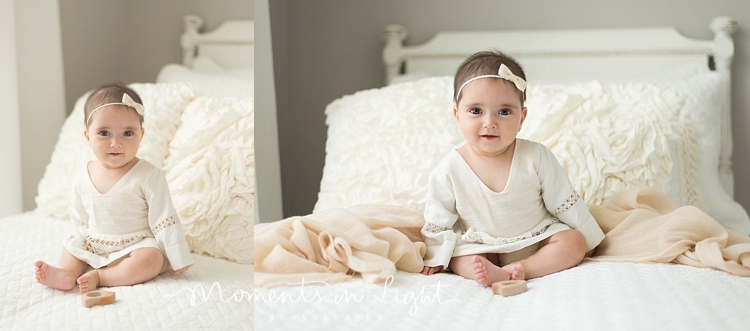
[0,212,253,330]
[255,261,750,330]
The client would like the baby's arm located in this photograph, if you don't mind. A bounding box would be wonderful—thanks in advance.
[537,145,605,251]
[70,175,89,229]
[145,169,195,274]
[421,166,461,272]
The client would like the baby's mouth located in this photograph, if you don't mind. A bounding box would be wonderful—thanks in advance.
[481,135,498,139]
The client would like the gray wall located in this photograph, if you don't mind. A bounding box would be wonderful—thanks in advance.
[16,0,67,212]
[255,0,285,223]
[60,0,253,115]
[268,0,750,218]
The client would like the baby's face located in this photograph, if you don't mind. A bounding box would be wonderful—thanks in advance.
[453,78,526,157]
[85,106,143,169]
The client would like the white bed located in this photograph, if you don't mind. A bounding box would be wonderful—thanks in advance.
[254,17,750,330]
[0,16,254,330]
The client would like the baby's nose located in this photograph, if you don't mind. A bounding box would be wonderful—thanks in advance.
[110,137,121,148]
[483,117,497,128]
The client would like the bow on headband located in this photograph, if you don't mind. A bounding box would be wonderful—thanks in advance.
[86,93,145,126]
[454,64,527,105]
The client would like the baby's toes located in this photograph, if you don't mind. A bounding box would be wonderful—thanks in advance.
[511,266,525,280]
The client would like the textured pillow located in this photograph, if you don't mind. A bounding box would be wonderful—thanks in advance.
[315,77,460,213]
[162,96,254,264]
[35,83,198,219]
[652,67,749,234]
[519,81,685,205]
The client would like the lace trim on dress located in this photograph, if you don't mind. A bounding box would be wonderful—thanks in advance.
[152,215,180,236]
[82,238,102,255]
[552,192,580,215]
[423,222,451,234]
[461,222,554,245]
[82,233,149,255]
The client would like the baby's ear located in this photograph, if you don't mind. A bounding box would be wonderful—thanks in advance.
[518,107,528,131]
[453,106,459,121]
[83,129,90,142]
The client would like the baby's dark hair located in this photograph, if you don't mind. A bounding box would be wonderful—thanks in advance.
[453,50,526,105]
[83,82,144,128]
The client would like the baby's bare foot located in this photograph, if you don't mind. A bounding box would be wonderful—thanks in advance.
[34,260,77,291]
[502,262,525,280]
[471,255,512,286]
[77,270,100,294]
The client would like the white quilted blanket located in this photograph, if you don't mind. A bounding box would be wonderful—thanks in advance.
[0,212,253,330]
[255,262,750,330]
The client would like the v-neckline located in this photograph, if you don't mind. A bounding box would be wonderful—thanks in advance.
[453,140,519,194]
[86,159,141,195]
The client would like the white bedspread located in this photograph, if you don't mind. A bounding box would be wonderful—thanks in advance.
[255,262,750,330]
[0,212,253,330]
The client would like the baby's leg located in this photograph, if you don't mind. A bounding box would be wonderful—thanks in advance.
[518,229,587,279]
[449,254,523,286]
[35,248,88,291]
[79,247,164,293]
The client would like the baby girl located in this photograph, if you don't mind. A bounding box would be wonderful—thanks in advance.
[35,82,193,293]
[421,51,605,284]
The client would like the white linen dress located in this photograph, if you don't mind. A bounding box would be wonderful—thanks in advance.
[422,138,605,268]
[62,159,194,271]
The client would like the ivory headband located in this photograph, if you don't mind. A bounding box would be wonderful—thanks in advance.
[86,93,145,126]
[454,64,527,105]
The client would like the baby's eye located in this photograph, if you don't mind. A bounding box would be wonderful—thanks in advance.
[124,131,134,137]
[499,109,512,116]
[98,131,109,136]
[469,108,481,115]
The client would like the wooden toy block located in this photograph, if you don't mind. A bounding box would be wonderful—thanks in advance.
[82,290,116,308]
[492,280,527,296]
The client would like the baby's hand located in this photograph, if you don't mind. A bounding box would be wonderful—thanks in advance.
[421,266,444,275]
[173,265,191,276]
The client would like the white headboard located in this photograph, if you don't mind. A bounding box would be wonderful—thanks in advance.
[180,15,254,70]
[382,17,738,198]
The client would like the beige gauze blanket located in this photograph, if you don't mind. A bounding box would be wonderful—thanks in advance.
[254,205,426,288]
[254,188,750,288]
[587,188,750,276]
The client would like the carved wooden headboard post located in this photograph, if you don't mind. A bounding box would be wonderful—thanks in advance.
[382,24,408,85]
[181,15,204,67]
[710,16,738,196]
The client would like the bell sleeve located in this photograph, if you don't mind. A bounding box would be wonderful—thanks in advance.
[537,145,605,251]
[421,167,461,268]
[62,170,92,257]
[70,172,89,230]
[144,168,195,271]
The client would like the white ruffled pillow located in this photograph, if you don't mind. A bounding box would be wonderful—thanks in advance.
[519,81,684,205]
[35,83,198,219]
[654,67,749,234]
[162,96,254,264]
[315,77,461,213]
[314,76,700,219]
